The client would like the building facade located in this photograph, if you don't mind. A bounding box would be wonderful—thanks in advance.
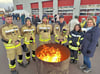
[13,0,100,23]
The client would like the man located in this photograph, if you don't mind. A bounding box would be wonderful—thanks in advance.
[54,15,69,46]
[80,18,86,28]
[1,15,25,74]
[21,14,25,25]
[68,16,79,31]
[37,14,52,46]
[96,14,100,27]
[34,15,41,27]
[21,17,37,63]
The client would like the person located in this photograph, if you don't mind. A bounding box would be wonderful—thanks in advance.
[54,14,57,23]
[96,14,100,27]
[2,15,5,24]
[54,15,69,46]
[37,14,52,46]
[21,14,25,25]
[68,16,79,31]
[56,14,59,22]
[49,17,52,24]
[21,17,37,64]
[80,18,86,28]
[80,17,100,73]
[34,15,41,27]
[68,24,84,64]
[1,15,25,74]
[32,16,35,24]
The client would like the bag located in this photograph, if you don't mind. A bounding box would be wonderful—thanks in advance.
[21,44,28,52]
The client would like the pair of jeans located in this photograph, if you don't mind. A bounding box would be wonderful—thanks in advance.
[83,55,91,68]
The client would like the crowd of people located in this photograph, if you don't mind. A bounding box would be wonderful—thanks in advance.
[0,14,100,74]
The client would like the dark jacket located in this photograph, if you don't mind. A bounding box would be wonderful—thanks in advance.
[81,27,100,57]
[68,30,84,47]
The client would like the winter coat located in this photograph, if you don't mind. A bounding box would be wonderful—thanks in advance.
[68,19,79,31]
[81,27,100,57]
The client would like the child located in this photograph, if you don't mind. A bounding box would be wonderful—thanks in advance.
[68,24,84,64]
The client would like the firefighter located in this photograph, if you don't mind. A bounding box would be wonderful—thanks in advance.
[54,15,69,46]
[21,17,37,63]
[1,15,25,74]
[37,15,52,46]
[68,24,84,64]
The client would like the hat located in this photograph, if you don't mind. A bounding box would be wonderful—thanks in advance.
[42,14,48,19]
[25,17,31,22]
[59,15,64,18]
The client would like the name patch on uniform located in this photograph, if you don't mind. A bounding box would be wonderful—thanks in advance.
[56,27,59,29]
[71,34,81,37]
[23,29,34,32]
[5,29,18,33]
[39,27,50,29]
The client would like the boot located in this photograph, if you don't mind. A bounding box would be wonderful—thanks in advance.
[18,62,26,68]
[73,60,77,64]
[70,59,74,64]
[11,70,18,74]
[25,59,30,66]
[11,68,18,74]
[32,57,36,61]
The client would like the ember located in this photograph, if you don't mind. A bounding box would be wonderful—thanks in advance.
[37,45,61,62]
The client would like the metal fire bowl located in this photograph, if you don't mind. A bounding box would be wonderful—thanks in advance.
[35,43,70,63]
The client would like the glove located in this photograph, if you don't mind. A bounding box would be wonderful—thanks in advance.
[87,50,91,54]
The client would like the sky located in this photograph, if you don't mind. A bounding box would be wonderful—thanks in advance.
[0,0,13,9]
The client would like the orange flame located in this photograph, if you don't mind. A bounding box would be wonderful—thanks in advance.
[37,45,61,62]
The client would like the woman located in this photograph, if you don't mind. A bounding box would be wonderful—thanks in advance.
[80,17,100,73]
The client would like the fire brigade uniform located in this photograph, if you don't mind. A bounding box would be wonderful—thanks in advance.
[21,24,37,62]
[37,23,52,46]
[54,23,69,45]
[1,24,23,71]
[68,30,84,63]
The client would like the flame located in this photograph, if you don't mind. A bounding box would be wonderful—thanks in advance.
[37,45,61,62]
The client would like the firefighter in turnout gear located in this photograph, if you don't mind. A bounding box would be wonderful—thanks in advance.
[54,15,69,46]
[68,24,84,64]
[21,17,37,64]
[1,15,25,74]
[37,15,52,46]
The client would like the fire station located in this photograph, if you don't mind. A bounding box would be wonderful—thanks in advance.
[13,0,100,23]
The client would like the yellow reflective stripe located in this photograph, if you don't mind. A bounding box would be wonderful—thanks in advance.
[9,64,16,69]
[77,42,80,46]
[81,38,84,40]
[55,39,59,43]
[69,35,72,38]
[32,54,35,58]
[69,45,79,50]
[5,43,21,49]
[24,42,30,44]
[65,35,68,38]
[4,44,14,47]
[55,35,58,38]
[25,56,30,59]
[70,57,74,59]
[39,38,51,42]
[75,59,79,60]
[69,40,72,44]
[17,60,23,63]
[18,35,22,38]
[61,40,67,44]
[25,37,27,42]
[8,39,12,44]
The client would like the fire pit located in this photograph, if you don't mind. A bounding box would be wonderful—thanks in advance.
[35,43,70,74]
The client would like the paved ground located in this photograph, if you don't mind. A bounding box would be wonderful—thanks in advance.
[0,19,100,74]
